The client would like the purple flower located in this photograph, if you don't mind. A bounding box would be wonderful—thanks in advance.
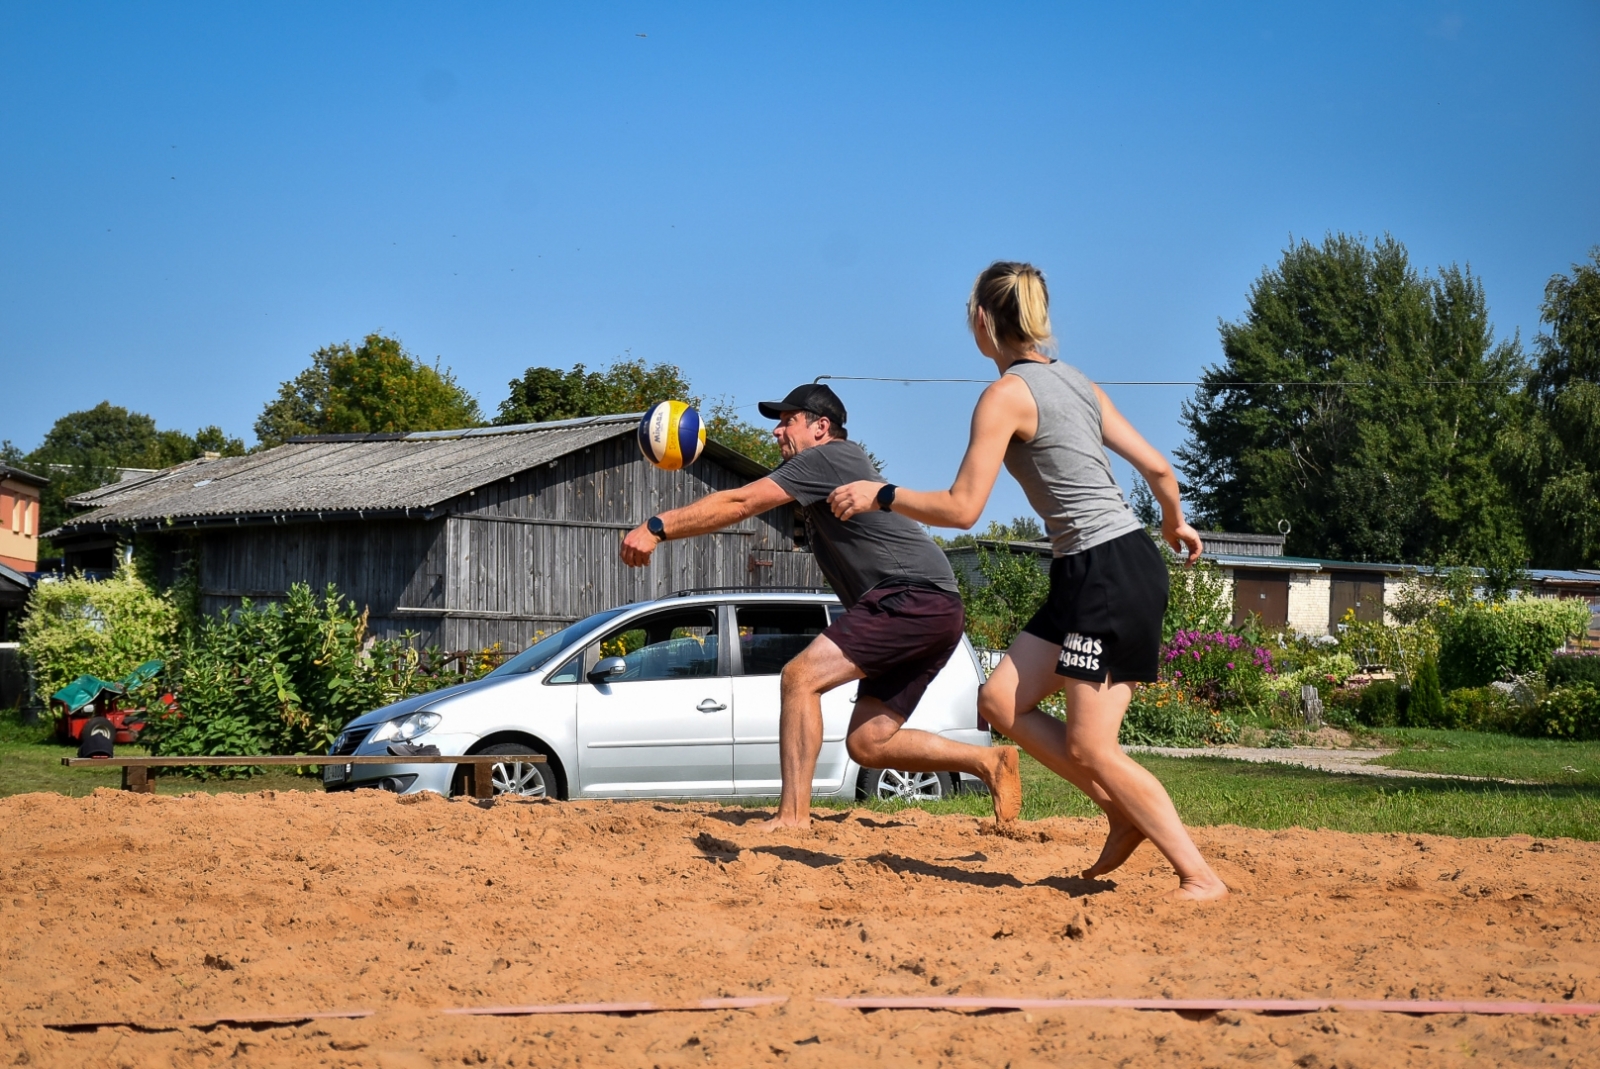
[1226,662,1234,670]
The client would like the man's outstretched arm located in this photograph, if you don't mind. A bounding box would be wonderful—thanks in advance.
[620,477,795,566]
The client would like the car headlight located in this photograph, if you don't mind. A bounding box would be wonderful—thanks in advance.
[368,711,442,743]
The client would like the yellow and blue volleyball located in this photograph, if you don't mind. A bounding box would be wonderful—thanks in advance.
[637,400,706,470]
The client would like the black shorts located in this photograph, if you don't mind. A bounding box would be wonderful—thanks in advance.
[1021,528,1169,684]
[825,584,965,718]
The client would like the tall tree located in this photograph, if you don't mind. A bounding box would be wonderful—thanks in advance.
[18,402,245,536]
[1502,249,1600,568]
[496,356,783,468]
[1177,234,1527,566]
[255,334,482,446]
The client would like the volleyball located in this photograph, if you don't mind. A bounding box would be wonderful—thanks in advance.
[637,400,706,470]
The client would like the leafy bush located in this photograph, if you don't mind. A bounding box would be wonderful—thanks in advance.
[1356,680,1408,727]
[1442,686,1521,734]
[1162,630,1275,713]
[1437,598,1590,690]
[957,544,1049,650]
[1121,682,1237,746]
[1535,684,1600,741]
[143,584,454,759]
[19,565,179,703]
[1336,610,1438,683]
[1549,654,1600,689]
[1407,658,1446,727]
[1162,553,1231,642]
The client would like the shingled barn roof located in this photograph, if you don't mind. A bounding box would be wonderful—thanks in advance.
[54,414,767,535]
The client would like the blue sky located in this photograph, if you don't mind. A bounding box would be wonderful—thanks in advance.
[2,2,1596,530]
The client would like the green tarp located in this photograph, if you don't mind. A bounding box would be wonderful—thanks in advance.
[50,660,164,714]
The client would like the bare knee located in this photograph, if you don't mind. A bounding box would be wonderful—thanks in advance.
[780,659,821,699]
[846,725,896,767]
[977,684,1017,734]
[1065,736,1116,771]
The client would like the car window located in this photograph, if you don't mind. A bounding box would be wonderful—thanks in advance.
[545,652,584,685]
[595,607,720,682]
[736,604,827,675]
[486,606,629,678]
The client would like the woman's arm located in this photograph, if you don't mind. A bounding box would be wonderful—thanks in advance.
[827,375,1036,527]
[1094,384,1203,564]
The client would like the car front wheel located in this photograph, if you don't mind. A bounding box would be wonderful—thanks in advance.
[857,768,955,803]
[467,743,563,800]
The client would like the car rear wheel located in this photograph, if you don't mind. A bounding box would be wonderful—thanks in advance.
[857,768,955,803]
[467,743,563,800]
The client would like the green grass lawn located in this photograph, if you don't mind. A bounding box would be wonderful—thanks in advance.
[834,750,1600,841]
[6,709,1597,840]
[0,711,318,798]
[1365,727,1600,787]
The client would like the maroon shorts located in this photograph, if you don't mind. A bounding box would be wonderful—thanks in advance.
[825,584,965,718]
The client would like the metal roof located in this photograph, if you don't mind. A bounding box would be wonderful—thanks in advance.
[0,463,49,487]
[54,414,770,534]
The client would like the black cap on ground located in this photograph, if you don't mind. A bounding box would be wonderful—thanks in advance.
[756,383,848,428]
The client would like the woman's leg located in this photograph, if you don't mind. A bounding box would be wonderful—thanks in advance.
[1060,676,1227,901]
[979,633,1144,875]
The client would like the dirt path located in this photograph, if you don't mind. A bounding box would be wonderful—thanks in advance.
[1126,745,1519,781]
[3,789,1597,1067]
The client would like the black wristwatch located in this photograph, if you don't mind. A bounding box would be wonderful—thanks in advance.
[876,483,897,512]
[646,515,667,542]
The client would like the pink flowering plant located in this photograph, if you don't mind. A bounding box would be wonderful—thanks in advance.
[1161,629,1276,713]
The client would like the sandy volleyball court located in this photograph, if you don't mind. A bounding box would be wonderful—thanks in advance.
[2,788,1597,1067]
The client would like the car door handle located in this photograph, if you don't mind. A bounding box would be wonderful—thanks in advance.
[697,699,728,713]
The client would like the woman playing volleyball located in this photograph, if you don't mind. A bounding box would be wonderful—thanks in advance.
[828,261,1227,901]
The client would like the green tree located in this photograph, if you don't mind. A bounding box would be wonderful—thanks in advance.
[255,334,483,446]
[20,402,245,537]
[1177,233,1527,567]
[496,356,786,468]
[496,356,694,425]
[1501,249,1600,568]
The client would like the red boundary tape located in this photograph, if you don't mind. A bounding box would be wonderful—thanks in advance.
[821,996,1600,1016]
[442,997,788,1017]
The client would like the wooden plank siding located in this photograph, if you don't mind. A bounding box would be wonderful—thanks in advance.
[174,430,822,652]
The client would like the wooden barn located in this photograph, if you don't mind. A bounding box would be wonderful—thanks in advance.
[49,415,823,651]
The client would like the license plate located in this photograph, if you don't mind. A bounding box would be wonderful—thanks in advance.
[322,763,351,785]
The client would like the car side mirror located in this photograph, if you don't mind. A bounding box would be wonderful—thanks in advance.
[587,656,628,683]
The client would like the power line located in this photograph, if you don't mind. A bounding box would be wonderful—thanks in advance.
[812,374,1523,387]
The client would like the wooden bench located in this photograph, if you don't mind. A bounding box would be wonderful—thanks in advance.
[60,754,545,799]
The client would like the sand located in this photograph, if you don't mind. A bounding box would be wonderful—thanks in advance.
[3,788,1597,1067]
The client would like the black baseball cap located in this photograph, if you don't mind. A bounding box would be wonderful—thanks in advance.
[757,383,848,428]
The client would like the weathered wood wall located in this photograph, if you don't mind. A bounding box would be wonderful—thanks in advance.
[169,431,822,652]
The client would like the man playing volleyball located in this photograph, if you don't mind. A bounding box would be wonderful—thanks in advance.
[620,383,1022,830]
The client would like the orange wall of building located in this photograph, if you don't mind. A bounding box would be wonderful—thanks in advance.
[0,478,42,571]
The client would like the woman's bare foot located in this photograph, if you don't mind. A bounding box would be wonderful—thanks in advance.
[1167,873,1229,902]
[1083,817,1145,879]
[751,813,811,833]
[983,746,1022,822]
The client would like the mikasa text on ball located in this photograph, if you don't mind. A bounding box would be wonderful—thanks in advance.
[638,401,706,470]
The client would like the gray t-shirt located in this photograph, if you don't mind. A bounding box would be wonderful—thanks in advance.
[768,440,959,607]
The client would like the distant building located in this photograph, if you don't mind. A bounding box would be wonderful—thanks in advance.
[0,463,47,573]
[946,529,1600,644]
[48,415,822,652]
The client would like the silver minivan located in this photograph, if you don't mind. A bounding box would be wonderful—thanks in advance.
[324,590,990,802]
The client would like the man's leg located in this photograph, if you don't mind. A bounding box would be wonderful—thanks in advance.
[753,634,864,831]
[845,701,1021,819]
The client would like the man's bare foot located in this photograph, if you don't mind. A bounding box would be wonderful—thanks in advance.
[1082,818,1145,879]
[1166,873,1229,902]
[984,746,1022,822]
[751,813,811,833]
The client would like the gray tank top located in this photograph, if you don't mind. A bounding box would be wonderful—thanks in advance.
[1002,359,1143,557]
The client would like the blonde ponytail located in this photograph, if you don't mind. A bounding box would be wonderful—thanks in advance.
[967,261,1054,357]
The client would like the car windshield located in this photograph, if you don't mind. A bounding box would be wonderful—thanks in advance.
[484,607,631,678]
